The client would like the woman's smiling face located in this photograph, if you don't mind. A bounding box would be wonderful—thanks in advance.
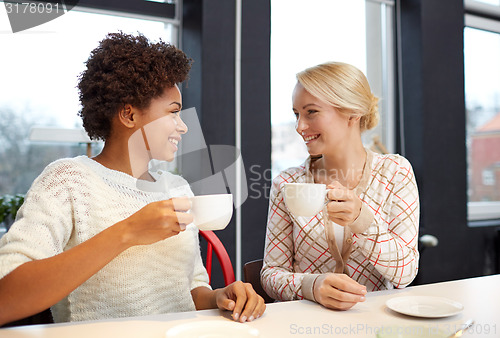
[292,82,350,156]
[139,85,188,162]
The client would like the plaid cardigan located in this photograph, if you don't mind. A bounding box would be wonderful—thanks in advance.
[261,149,420,301]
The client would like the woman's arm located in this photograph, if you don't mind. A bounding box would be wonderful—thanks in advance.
[0,199,192,326]
[0,224,128,325]
[261,176,314,301]
[262,176,367,310]
[350,157,420,288]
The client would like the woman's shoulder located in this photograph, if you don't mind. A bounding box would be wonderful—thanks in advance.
[369,151,416,187]
[370,151,413,172]
[36,156,92,180]
[22,156,94,198]
[32,156,100,188]
[271,161,308,187]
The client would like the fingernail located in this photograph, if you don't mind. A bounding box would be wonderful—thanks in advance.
[248,316,254,322]
[240,316,247,322]
[360,296,366,301]
[233,313,239,321]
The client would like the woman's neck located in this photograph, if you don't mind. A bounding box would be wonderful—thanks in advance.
[93,140,152,180]
[311,142,367,189]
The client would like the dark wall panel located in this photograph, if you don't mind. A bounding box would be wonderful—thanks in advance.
[240,0,271,268]
[182,0,271,285]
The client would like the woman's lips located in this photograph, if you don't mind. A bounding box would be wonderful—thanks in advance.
[303,134,319,144]
[168,137,179,151]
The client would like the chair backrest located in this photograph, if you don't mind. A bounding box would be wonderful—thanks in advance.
[243,259,275,303]
[1,308,53,328]
[199,230,235,287]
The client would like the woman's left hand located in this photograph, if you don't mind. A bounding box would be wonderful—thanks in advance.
[215,281,266,322]
[326,181,362,227]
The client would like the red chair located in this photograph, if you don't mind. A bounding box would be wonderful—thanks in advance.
[199,230,235,286]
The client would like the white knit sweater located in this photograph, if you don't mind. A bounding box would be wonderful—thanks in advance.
[0,156,210,322]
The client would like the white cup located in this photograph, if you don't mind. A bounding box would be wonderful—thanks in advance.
[189,194,233,231]
[283,183,328,217]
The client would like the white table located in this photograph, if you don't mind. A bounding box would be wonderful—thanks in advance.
[2,275,499,337]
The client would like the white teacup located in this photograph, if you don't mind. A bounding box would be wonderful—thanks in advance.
[283,183,328,217]
[189,194,233,231]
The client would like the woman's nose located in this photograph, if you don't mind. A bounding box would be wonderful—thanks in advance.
[177,116,188,134]
[295,115,307,134]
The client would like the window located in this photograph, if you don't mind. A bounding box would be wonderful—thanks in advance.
[464,4,500,221]
[0,5,177,199]
[270,0,395,178]
[482,169,496,186]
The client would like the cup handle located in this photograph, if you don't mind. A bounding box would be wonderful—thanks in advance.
[322,188,332,211]
[325,188,333,200]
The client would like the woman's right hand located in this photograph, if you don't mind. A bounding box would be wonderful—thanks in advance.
[313,273,367,310]
[118,197,193,246]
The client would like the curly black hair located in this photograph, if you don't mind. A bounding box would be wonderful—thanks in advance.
[77,32,192,140]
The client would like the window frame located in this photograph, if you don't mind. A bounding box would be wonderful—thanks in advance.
[366,0,397,154]
[463,5,500,224]
[465,0,500,20]
[76,0,176,21]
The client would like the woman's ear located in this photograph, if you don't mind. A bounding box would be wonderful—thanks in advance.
[348,114,362,127]
[118,104,136,128]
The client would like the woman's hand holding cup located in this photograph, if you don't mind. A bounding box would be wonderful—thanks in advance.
[118,197,193,246]
[325,181,362,227]
[283,182,362,226]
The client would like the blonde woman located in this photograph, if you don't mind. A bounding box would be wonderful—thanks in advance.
[262,62,419,310]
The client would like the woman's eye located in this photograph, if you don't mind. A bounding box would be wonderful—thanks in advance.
[293,112,299,119]
[307,109,318,114]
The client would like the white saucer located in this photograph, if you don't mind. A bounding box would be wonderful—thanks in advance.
[386,296,464,318]
[165,320,260,338]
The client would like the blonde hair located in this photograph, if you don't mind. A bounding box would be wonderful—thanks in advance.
[296,62,379,131]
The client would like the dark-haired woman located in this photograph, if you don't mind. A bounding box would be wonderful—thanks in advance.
[0,32,265,325]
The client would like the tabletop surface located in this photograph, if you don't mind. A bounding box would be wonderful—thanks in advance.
[2,274,499,338]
